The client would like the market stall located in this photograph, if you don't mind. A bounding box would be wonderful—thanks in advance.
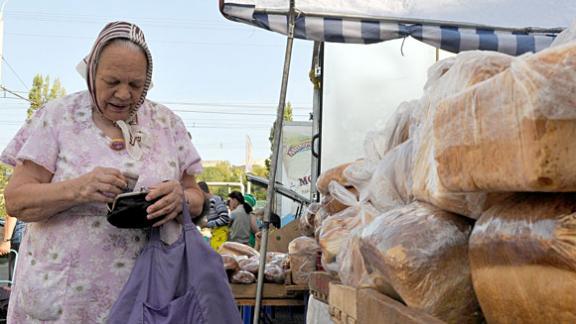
[219,1,576,323]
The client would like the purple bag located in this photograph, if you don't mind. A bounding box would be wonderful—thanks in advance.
[107,203,241,324]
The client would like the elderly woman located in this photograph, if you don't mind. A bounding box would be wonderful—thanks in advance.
[1,22,205,322]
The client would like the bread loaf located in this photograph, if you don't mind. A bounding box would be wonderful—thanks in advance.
[470,193,576,324]
[218,241,259,258]
[412,50,513,218]
[221,254,239,274]
[289,237,320,285]
[316,163,351,195]
[300,203,319,237]
[359,202,480,323]
[434,42,576,191]
[231,270,256,284]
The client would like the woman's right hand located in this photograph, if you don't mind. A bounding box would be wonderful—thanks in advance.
[73,167,127,204]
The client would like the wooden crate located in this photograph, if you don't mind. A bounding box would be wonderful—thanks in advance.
[329,284,445,324]
[309,271,338,304]
[329,283,359,324]
[232,282,309,306]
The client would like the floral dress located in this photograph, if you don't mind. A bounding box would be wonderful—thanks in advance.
[0,91,202,323]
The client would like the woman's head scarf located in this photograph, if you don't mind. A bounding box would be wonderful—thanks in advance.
[82,21,153,160]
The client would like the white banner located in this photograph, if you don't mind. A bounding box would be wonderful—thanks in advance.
[281,121,313,199]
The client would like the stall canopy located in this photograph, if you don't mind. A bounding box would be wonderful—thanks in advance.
[220,0,576,55]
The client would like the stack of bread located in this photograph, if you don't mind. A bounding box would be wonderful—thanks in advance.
[310,25,576,323]
[218,242,289,285]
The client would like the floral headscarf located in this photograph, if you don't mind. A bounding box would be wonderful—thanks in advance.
[82,21,153,160]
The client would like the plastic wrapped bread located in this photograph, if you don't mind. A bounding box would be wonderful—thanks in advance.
[316,162,351,196]
[231,270,256,284]
[412,50,513,218]
[344,140,414,213]
[318,181,379,273]
[337,234,402,301]
[434,42,576,192]
[221,254,239,274]
[321,187,359,215]
[300,203,319,237]
[218,241,259,258]
[469,193,576,324]
[238,256,260,274]
[289,237,320,285]
[359,202,480,323]
[363,100,417,164]
[264,264,286,283]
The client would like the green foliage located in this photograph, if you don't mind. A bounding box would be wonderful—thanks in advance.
[0,165,12,218]
[0,74,67,217]
[27,74,66,119]
[265,102,293,172]
[197,161,245,199]
[197,161,270,201]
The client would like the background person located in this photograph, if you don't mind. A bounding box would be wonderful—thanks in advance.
[1,21,205,323]
[197,181,230,250]
[227,191,254,245]
[0,215,25,283]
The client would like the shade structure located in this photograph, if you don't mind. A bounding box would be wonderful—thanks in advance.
[219,0,576,55]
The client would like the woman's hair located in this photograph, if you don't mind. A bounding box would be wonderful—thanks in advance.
[228,191,253,214]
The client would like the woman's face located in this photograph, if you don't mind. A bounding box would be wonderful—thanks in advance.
[228,197,239,210]
[95,42,147,121]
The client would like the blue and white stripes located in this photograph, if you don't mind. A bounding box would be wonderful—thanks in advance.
[220,1,560,55]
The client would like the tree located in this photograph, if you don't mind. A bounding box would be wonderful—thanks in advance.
[265,102,293,172]
[196,161,270,201]
[0,165,11,218]
[0,75,67,217]
[27,74,66,119]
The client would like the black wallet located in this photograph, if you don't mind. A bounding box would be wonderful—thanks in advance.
[106,191,162,228]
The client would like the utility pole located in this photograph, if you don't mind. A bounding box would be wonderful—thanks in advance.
[0,0,8,86]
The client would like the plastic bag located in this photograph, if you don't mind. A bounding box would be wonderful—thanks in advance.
[469,193,576,324]
[412,50,513,218]
[318,181,379,273]
[266,252,289,269]
[238,255,260,274]
[550,21,576,47]
[264,264,286,284]
[316,163,352,196]
[359,202,480,324]
[434,42,576,191]
[299,203,320,237]
[289,237,320,285]
[363,100,417,164]
[362,140,414,212]
[231,270,256,284]
[221,254,239,274]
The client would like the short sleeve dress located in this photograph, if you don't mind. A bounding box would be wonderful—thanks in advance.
[0,91,202,323]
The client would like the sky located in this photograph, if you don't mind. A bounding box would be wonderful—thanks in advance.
[0,0,314,166]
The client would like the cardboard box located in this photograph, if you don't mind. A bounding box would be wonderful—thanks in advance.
[255,220,301,253]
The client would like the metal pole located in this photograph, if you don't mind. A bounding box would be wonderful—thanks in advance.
[309,41,323,202]
[253,0,296,322]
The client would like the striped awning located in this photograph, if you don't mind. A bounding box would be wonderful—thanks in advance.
[220,1,563,55]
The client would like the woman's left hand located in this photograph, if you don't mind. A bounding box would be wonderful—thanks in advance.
[145,180,184,227]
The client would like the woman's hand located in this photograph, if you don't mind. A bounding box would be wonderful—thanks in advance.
[145,180,184,227]
[0,241,11,256]
[74,167,127,204]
